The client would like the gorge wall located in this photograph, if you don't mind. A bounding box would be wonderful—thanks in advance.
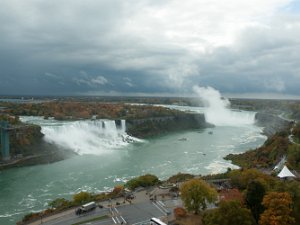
[125,113,212,138]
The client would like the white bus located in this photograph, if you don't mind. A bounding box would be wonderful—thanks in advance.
[150,218,167,225]
[75,201,97,215]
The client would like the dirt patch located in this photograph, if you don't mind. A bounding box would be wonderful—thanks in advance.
[173,214,203,225]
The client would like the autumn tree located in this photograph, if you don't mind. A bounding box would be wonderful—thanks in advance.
[246,180,266,223]
[203,200,255,225]
[180,179,217,214]
[259,192,295,225]
[288,145,300,170]
[126,174,159,190]
[48,198,71,209]
[73,191,93,205]
[174,207,187,219]
[229,169,276,190]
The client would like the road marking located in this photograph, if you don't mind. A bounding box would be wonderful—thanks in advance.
[155,201,169,214]
[114,207,119,214]
[152,202,167,216]
[132,219,150,225]
[120,215,127,224]
[112,217,117,224]
[157,201,166,207]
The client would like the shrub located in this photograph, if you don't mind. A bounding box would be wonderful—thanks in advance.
[73,191,94,205]
[167,173,194,183]
[174,207,187,218]
[48,198,71,209]
[126,174,159,190]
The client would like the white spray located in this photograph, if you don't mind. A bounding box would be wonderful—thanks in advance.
[42,120,133,155]
[20,117,141,155]
[193,86,255,126]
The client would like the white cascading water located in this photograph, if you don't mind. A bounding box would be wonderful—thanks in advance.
[42,120,140,155]
[193,86,255,126]
[121,120,126,133]
[20,117,139,155]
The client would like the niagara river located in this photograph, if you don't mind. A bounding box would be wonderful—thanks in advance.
[0,105,266,225]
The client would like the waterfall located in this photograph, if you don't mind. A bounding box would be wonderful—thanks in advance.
[193,86,255,126]
[19,117,140,155]
[121,120,126,133]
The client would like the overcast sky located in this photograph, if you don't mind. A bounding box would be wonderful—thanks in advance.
[0,0,300,98]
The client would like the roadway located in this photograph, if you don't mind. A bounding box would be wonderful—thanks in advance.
[39,207,110,225]
[27,188,175,225]
[38,202,168,225]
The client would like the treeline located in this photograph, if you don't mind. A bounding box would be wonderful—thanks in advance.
[219,169,299,225]
[174,169,299,225]
[225,129,300,172]
[2,101,183,120]
[292,122,300,143]
[0,114,21,125]
[231,98,300,120]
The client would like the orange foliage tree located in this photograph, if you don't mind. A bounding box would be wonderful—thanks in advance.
[174,207,187,218]
[259,192,295,225]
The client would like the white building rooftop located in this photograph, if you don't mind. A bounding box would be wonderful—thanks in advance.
[277,165,296,178]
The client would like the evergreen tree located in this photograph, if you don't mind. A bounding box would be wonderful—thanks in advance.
[246,180,266,223]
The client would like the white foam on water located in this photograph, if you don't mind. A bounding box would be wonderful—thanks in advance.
[205,160,240,174]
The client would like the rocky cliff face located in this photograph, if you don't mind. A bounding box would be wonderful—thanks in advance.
[1,124,76,169]
[255,112,292,137]
[126,113,212,138]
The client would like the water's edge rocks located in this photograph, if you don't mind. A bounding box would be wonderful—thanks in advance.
[254,112,292,137]
[125,113,213,138]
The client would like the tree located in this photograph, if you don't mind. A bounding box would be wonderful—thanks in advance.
[48,198,70,209]
[73,192,93,205]
[180,179,217,214]
[288,145,300,170]
[259,192,295,225]
[203,200,255,225]
[125,174,159,190]
[229,169,276,190]
[174,207,187,219]
[246,180,266,223]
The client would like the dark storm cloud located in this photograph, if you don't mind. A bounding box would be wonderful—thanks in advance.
[0,0,299,97]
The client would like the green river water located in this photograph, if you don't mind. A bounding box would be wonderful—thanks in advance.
[0,108,266,225]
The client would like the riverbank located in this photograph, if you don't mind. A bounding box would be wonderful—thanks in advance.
[18,166,300,225]
[225,113,298,170]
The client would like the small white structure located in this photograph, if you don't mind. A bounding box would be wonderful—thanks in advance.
[277,165,296,178]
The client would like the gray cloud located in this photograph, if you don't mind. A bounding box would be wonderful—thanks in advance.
[0,0,299,97]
